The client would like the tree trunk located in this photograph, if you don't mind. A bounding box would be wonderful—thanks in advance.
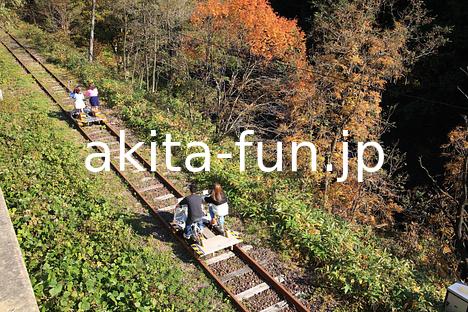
[323,136,338,212]
[152,32,158,93]
[88,0,96,62]
[123,11,128,77]
[131,49,139,85]
[322,112,354,212]
[143,13,149,90]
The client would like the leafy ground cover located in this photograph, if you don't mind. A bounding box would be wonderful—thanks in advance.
[0,43,232,311]
[193,155,447,311]
[6,22,452,310]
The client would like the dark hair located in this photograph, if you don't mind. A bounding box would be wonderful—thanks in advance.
[73,86,81,93]
[212,183,224,202]
[189,183,197,193]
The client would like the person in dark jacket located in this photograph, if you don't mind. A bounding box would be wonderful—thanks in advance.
[204,183,228,232]
[178,183,205,239]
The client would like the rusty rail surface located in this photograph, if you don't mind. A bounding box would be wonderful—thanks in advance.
[0,30,309,312]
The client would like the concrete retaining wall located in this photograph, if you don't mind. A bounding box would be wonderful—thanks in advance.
[0,189,39,312]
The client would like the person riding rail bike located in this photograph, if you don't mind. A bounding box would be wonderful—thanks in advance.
[85,82,100,113]
[177,183,205,240]
[204,183,229,234]
[71,86,85,113]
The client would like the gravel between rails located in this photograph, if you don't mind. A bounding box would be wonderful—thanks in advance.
[246,247,314,310]
[146,188,170,198]
[209,256,246,276]
[244,288,294,312]
[226,271,264,294]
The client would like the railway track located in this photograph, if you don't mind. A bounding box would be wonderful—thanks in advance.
[0,30,310,312]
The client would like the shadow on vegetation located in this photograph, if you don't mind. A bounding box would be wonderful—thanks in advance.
[46,110,80,132]
[123,210,195,264]
[47,110,67,121]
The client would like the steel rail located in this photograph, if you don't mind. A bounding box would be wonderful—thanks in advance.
[1,31,310,312]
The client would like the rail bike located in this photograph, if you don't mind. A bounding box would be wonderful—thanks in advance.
[70,107,107,127]
[171,192,242,257]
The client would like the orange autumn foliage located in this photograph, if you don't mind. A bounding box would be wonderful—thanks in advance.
[188,0,314,139]
[191,0,307,66]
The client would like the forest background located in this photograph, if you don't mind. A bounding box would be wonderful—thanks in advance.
[0,0,467,310]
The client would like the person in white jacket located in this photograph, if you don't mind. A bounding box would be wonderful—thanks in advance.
[72,86,85,112]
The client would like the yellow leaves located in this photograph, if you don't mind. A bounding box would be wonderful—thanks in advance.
[350,54,363,66]
[388,202,403,214]
[420,254,428,263]
[378,55,397,67]
[308,228,321,236]
[443,126,467,192]
[442,245,452,254]
[367,38,384,56]
[446,126,467,146]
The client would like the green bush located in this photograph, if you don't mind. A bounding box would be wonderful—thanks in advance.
[272,194,443,310]
[192,157,444,310]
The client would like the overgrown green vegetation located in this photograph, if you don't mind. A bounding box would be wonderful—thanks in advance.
[193,157,446,310]
[0,0,22,25]
[0,44,231,311]
[6,22,453,310]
